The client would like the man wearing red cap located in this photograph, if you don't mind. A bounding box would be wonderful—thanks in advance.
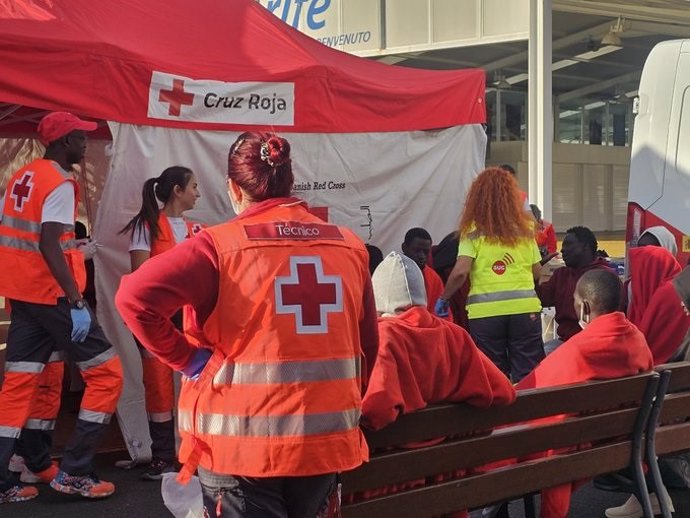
[0,112,123,504]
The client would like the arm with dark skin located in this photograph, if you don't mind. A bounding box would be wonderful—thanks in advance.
[39,222,81,302]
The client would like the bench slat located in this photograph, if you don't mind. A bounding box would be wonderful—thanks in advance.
[364,373,653,449]
[656,422,690,456]
[343,441,632,518]
[343,406,640,493]
[657,362,690,392]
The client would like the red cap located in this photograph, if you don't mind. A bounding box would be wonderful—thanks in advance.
[37,112,98,146]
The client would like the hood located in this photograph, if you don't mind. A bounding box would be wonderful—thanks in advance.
[372,251,427,317]
[640,226,678,256]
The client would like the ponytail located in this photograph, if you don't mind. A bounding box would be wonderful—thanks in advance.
[120,166,194,242]
[119,177,162,242]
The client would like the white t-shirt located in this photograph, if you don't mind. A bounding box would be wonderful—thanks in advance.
[41,182,75,224]
[129,216,188,252]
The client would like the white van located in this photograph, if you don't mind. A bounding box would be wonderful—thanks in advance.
[627,39,690,263]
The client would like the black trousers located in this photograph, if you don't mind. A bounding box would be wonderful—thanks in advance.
[469,312,545,383]
[198,468,336,518]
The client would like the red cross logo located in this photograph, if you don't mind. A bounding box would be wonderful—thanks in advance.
[159,79,195,116]
[10,171,34,212]
[275,256,343,334]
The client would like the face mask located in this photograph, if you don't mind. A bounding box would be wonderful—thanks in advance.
[578,303,590,329]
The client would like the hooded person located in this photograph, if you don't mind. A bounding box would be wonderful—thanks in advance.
[637,266,690,365]
[363,252,516,431]
[637,226,678,256]
[606,269,690,518]
[359,252,515,518]
[517,269,654,518]
[626,246,681,327]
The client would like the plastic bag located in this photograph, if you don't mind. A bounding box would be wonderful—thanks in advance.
[161,472,204,518]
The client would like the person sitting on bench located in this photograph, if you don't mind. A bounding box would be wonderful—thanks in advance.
[517,269,654,518]
[360,251,516,517]
[363,251,516,431]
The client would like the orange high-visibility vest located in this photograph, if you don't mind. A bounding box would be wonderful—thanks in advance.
[150,212,202,257]
[178,201,369,477]
[0,159,85,304]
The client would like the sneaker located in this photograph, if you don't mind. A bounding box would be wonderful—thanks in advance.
[604,493,675,518]
[50,470,115,499]
[0,485,38,504]
[141,458,176,481]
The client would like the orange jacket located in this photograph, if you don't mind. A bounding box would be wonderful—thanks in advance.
[150,212,202,257]
[177,201,370,477]
[0,159,85,304]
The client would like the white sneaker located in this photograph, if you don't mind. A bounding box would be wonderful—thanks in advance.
[604,493,674,518]
[8,454,48,484]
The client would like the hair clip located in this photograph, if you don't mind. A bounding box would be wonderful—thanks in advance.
[260,141,275,167]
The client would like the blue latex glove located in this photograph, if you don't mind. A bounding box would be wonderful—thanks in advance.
[434,297,450,318]
[181,348,213,380]
[70,307,92,343]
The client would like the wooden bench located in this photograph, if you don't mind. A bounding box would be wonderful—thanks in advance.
[341,371,662,518]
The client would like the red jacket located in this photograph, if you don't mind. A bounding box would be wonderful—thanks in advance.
[537,257,613,341]
[362,306,515,431]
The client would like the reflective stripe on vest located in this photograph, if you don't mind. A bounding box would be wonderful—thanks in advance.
[467,288,538,305]
[213,357,359,385]
[0,235,76,252]
[179,408,360,437]
[0,214,42,233]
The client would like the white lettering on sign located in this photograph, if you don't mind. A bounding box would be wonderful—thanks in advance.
[148,71,294,126]
[275,223,321,237]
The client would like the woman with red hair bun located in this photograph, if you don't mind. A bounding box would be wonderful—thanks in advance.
[116,131,379,518]
[437,167,544,382]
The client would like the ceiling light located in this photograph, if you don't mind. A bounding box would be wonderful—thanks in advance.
[493,72,511,89]
[601,16,625,47]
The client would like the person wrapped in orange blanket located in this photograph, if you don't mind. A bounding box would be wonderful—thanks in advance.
[516,269,654,518]
[358,251,516,517]
[626,246,681,327]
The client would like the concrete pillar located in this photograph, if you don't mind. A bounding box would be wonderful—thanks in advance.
[528,0,553,219]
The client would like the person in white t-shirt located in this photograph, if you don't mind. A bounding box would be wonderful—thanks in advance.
[119,166,200,480]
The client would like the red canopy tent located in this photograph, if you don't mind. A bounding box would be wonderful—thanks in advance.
[0,0,484,134]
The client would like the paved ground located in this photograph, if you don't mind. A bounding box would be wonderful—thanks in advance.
[7,449,690,518]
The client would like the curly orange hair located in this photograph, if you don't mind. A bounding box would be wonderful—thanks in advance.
[458,167,535,246]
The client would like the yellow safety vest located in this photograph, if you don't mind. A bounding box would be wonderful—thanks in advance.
[459,233,541,319]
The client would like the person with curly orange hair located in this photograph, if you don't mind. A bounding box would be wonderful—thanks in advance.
[436,167,544,382]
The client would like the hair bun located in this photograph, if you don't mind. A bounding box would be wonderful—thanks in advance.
[265,136,290,167]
